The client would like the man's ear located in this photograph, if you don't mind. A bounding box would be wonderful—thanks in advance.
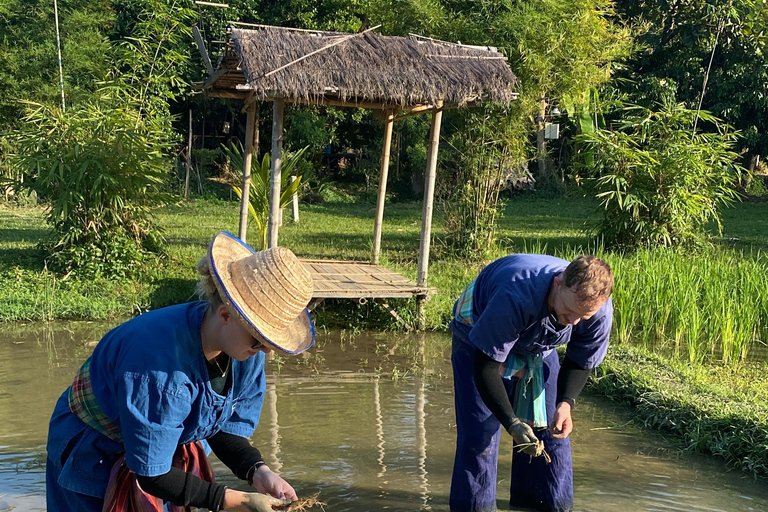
[553,275,563,288]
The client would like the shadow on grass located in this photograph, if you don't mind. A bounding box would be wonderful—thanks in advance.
[148,277,197,310]
[0,226,49,243]
[0,247,46,272]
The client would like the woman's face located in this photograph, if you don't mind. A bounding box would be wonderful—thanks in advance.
[217,305,274,360]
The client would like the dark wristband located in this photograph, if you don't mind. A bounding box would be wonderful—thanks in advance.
[246,460,267,486]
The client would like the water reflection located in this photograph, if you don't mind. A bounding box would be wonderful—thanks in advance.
[1,323,767,512]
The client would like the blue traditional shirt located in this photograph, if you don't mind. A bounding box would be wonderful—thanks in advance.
[47,301,266,498]
[449,254,612,369]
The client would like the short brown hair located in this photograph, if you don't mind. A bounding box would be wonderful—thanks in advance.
[561,255,613,305]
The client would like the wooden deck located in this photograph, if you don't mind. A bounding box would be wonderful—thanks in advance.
[301,259,428,299]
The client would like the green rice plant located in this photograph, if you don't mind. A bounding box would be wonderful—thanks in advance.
[602,247,768,366]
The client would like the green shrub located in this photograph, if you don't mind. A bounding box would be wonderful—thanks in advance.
[578,101,743,248]
[222,142,307,250]
[12,96,173,277]
[439,107,528,260]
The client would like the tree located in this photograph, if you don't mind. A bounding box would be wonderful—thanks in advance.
[615,0,768,169]
[441,0,634,188]
[13,92,173,277]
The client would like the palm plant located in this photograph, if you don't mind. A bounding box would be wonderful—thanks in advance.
[222,142,307,250]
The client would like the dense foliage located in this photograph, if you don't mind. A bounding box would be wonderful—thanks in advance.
[579,101,742,248]
[12,94,172,277]
[614,0,768,166]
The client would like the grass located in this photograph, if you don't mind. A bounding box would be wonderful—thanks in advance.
[592,344,768,478]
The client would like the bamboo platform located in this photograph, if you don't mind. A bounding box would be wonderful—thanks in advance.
[301,259,428,299]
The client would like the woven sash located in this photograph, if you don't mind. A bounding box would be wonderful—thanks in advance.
[454,279,476,326]
[502,354,548,429]
[68,357,123,443]
[454,280,548,428]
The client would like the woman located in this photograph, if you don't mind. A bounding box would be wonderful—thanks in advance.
[46,231,316,512]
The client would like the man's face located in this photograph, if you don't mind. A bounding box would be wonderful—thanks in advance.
[551,276,606,326]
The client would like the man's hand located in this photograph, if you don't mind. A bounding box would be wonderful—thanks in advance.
[224,490,292,512]
[507,417,539,456]
[550,401,573,439]
[251,464,298,501]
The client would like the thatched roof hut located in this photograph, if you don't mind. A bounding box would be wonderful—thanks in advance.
[202,25,517,109]
[196,24,518,328]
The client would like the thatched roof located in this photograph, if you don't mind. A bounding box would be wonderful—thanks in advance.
[203,25,518,109]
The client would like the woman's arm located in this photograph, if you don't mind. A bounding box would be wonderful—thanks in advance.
[136,470,227,511]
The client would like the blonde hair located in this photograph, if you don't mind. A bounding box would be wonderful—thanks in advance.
[195,256,222,306]
[561,255,614,305]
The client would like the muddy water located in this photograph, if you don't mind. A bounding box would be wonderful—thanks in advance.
[1,322,768,512]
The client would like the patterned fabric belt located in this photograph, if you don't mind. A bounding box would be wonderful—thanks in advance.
[68,356,123,443]
[455,279,548,429]
[502,353,548,429]
[454,279,476,326]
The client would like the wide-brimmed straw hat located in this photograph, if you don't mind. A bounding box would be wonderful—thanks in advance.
[208,231,315,354]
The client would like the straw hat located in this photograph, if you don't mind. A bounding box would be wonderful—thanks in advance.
[208,231,315,354]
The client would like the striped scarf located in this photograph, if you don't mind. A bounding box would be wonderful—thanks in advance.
[68,357,216,512]
[455,280,548,428]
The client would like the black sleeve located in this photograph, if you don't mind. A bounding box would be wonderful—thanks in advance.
[136,469,227,511]
[556,355,591,408]
[473,349,517,431]
[208,430,264,483]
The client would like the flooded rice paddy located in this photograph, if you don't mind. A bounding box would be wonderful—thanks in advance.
[1,321,768,511]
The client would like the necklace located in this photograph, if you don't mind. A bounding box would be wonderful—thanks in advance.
[211,353,230,378]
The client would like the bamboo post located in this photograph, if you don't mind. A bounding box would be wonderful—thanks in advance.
[267,99,285,248]
[373,110,395,265]
[291,176,299,222]
[185,109,192,200]
[536,96,548,183]
[238,104,257,241]
[416,102,443,329]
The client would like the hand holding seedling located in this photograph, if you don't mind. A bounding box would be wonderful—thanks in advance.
[222,489,292,512]
[507,417,539,456]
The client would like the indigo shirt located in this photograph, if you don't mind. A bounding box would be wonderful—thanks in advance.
[449,254,612,369]
[47,301,266,498]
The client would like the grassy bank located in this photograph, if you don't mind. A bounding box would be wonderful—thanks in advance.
[592,345,768,478]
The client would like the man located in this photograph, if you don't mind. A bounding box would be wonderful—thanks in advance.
[449,254,614,512]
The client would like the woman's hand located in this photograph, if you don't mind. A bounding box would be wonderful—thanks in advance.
[223,489,292,512]
[250,464,298,501]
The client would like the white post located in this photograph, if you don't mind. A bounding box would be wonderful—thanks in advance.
[416,102,443,329]
[291,176,300,223]
[185,109,192,200]
[267,99,284,248]
[53,0,65,112]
